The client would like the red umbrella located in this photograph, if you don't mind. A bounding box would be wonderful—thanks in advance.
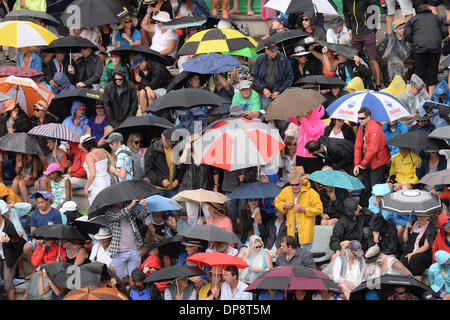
[185,252,249,269]
[0,66,44,78]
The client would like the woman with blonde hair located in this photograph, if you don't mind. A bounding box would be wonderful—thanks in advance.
[16,46,42,71]
[238,235,273,284]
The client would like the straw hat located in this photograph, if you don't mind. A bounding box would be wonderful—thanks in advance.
[117,15,138,29]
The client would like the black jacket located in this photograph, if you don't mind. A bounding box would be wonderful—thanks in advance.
[0,217,24,268]
[324,121,356,142]
[45,55,79,85]
[261,215,287,250]
[342,0,376,36]
[316,135,355,174]
[337,59,372,88]
[137,60,174,91]
[179,162,218,191]
[291,57,323,85]
[368,214,402,258]
[319,187,350,220]
[0,109,33,137]
[239,206,271,244]
[144,139,184,188]
[103,67,139,129]
[220,167,258,193]
[329,198,373,252]
[75,52,103,87]
[30,113,58,127]
[404,7,448,54]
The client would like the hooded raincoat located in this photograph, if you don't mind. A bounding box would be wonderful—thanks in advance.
[428,250,450,295]
[432,214,450,263]
[61,100,89,136]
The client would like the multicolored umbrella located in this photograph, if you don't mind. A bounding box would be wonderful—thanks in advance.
[0,66,44,79]
[0,132,49,156]
[307,170,366,190]
[63,286,129,300]
[245,266,342,293]
[193,118,285,171]
[178,28,257,56]
[326,90,410,123]
[186,252,249,269]
[181,53,241,74]
[0,75,54,117]
[222,47,260,58]
[0,20,58,48]
[28,123,82,143]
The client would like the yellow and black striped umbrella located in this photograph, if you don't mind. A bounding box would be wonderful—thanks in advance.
[178,28,258,56]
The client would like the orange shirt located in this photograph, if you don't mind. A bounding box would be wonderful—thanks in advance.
[31,242,66,267]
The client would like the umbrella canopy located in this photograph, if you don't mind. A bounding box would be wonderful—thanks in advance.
[178,28,257,56]
[307,170,366,190]
[41,262,72,289]
[145,88,229,113]
[203,16,243,33]
[228,182,282,199]
[112,45,167,64]
[256,29,308,54]
[145,195,182,212]
[264,88,326,120]
[77,262,109,288]
[315,40,359,60]
[4,9,61,26]
[326,90,410,123]
[71,215,108,236]
[161,16,207,29]
[63,286,129,300]
[171,188,230,204]
[387,130,449,152]
[110,115,174,148]
[60,0,123,29]
[165,71,212,92]
[295,75,346,89]
[0,92,12,103]
[30,224,91,240]
[350,274,440,300]
[380,189,442,216]
[0,75,54,117]
[264,0,338,14]
[245,266,342,293]
[28,123,82,143]
[48,88,102,121]
[186,252,249,269]
[0,20,58,48]
[419,168,450,186]
[181,53,241,74]
[0,66,43,79]
[42,36,99,53]
[428,126,450,140]
[192,118,285,171]
[88,180,161,219]
[156,234,190,257]
[179,224,240,243]
[145,265,206,283]
[0,132,49,156]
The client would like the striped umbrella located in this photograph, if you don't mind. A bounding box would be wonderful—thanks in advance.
[192,118,285,171]
[0,75,54,117]
[28,123,82,143]
[0,20,57,48]
[178,28,257,56]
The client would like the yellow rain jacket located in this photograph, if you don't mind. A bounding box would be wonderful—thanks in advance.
[389,151,422,185]
[346,76,365,93]
[274,179,323,245]
[381,75,406,98]
[0,183,22,203]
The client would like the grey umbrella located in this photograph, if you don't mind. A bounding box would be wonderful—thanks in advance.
[419,168,450,186]
[380,189,442,216]
[179,224,240,244]
[0,132,50,156]
[428,126,450,140]
[78,262,108,288]
[3,9,61,26]
[42,262,72,289]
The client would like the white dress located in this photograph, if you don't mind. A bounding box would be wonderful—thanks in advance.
[83,156,111,205]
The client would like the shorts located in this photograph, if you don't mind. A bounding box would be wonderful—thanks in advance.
[428,0,450,9]
[414,52,441,86]
[385,0,414,15]
[0,259,17,291]
[351,32,378,61]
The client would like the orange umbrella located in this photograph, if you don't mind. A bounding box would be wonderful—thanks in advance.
[63,286,129,300]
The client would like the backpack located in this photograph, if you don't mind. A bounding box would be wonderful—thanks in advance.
[117,149,145,180]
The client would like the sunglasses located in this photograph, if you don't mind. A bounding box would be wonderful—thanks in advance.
[395,291,406,295]
[255,246,262,249]
[290,183,300,187]
[114,78,124,81]
[302,18,309,21]
[288,143,297,146]
[125,20,132,23]
[96,106,104,109]
[133,140,142,145]
[358,116,368,121]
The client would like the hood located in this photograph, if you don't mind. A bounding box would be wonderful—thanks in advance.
[438,214,450,234]
[372,183,391,196]
[300,177,313,192]
[113,66,128,80]
[142,256,162,269]
[431,80,449,100]
[410,74,425,88]
[343,198,358,218]
[381,75,406,98]
[70,100,87,117]
[106,58,125,70]
[53,72,74,91]
[347,77,365,92]
[434,250,450,265]
[303,11,316,25]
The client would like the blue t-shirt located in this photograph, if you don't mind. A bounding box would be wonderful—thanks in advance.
[88,115,107,142]
[115,29,142,47]
[258,290,284,300]
[130,288,151,300]
[30,208,63,228]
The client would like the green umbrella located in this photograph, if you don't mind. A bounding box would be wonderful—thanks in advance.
[307,170,365,190]
[221,47,260,58]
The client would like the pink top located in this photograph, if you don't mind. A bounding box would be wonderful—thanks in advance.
[206,215,233,233]
[288,106,325,158]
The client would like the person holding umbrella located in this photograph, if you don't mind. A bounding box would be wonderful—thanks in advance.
[198,266,223,300]
[387,147,422,191]
[0,99,33,136]
[428,250,450,300]
[75,46,103,89]
[29,100,56,127]
[99,51,130,92]
[44,48,78,86]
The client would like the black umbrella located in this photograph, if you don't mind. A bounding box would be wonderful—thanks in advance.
[387,130,450,152]
[88,180,161,219]
[166,71,212,92]
[41,262,72,289]
[110,115,175,148]
[71,215,108,235]
[145,88,229,113]
[380,189,442,216]
[315,40,359,60]
[350,274,440,300]
[42,36,99,53]
[144,265,206,283]
[208,102,232,116]
[0,132,50,156]
[178,224,240,244]
[60,0,124,29]
[203,16,244,33]
[48,88,103,121]
[30,224,91,240]
[112,45,167,64]
[294,75,346,89]
[156,234,187,257]
[256,29,308,54]
[428,126,450,140]
[3,9,61,26]
[78,262,108,288]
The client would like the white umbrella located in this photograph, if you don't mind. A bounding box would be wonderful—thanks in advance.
[0,20,58,48]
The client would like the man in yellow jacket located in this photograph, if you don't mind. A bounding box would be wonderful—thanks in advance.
[388,147,422,191]
[274,172,323,251]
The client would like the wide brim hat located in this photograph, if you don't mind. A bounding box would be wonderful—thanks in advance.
[79,133,96,149]
[328,15,344,29]
[205,202,226,216]
[94,227,112,240]
[117,15,138,29]
[153,11,172,23]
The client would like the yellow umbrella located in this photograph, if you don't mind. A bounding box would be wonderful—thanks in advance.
[0,21,58,48]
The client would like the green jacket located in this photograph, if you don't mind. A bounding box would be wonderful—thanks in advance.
[99,59,129,89]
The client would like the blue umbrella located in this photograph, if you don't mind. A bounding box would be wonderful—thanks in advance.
[181,53,241,75]
[228,182,282,199]
[325,90,410,123]
[145,195,182,212]
[307,170,365,190]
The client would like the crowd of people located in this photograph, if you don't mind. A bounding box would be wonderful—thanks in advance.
[0,0,449,302]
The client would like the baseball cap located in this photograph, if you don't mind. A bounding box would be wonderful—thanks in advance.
[265,42,280,51]
[161,127,177,145]
[329,15,344,29]
[59,201,78,214]
[44,163,62,176]
[106,132,124,144]
[275,15,288,28]
[392,19,405,30]
[29,191,55,200]
[238,80,252,90]
[347,240,364,256]
[229,104,244,117]
[131,54,146,69]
